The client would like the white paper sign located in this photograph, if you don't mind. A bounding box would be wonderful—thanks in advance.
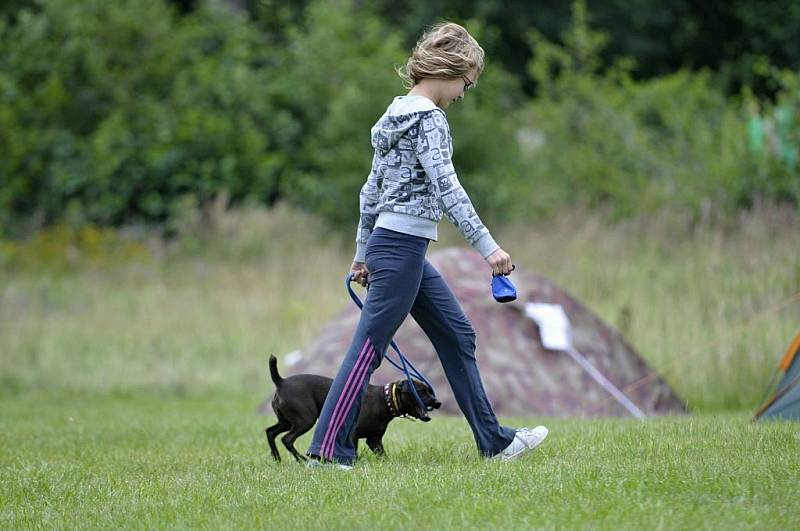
[524,303,573,350]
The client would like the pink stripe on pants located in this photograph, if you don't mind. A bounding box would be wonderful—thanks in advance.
[320,338,374,459]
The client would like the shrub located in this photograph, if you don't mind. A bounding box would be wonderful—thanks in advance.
[516,0,798,220]
[0,0,285,235]
[0,0,795,238]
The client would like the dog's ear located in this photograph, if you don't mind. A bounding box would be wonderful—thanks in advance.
[395,380,414,406]
[392,380,407,407]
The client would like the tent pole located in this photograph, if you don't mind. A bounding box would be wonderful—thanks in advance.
[565,346,646,419]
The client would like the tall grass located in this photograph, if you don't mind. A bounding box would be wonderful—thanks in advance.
[1,203,798,410]
[496,205,800,410]
[0,204,351,396]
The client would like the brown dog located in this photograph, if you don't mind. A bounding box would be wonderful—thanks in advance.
[265,355,441,462]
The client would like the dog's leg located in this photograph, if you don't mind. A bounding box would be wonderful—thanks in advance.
[265,420,291,462]
[366,435,386,456]
[281,419,315,463]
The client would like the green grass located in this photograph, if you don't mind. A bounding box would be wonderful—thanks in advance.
[2,391,798,529]
[2,204,799,528]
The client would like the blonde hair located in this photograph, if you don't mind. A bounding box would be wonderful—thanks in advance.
[397,22,485,88]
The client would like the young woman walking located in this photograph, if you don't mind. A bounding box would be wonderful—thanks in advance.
[306,22,548,469]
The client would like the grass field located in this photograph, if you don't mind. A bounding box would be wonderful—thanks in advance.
[2,391,798,529]
[2,204,799,529]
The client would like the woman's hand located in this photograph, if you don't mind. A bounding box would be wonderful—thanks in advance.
[485,248,513,276]
[351,261,370,286]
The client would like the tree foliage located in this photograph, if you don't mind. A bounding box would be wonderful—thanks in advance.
[0,0,282,234]
[0,0,797,236]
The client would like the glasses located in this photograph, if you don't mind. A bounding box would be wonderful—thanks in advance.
[463,74,474,92]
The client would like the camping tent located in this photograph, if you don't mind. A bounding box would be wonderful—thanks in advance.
[754,332,800,421]
[276,248,685,418]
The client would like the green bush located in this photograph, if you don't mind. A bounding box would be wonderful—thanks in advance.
[0,0,285,234]
[514,1,798,220]
[266,0,407,228]
[0,0,796,238]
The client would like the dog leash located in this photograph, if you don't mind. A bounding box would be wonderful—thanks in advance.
[345,273,437,419]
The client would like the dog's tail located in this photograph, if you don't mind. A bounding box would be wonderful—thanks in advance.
[268,355,283,387]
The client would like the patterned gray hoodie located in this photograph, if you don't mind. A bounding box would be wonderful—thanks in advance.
[354,95,499,262]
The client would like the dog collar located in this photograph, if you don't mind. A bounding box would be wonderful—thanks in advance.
[384,383,401,417]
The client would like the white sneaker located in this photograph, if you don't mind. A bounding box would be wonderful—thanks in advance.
[491,426,549,462]
[305,458,353,471]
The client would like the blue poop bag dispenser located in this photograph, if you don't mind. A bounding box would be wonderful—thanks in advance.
[491,265,517,303]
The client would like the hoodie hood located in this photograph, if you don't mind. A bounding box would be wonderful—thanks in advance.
[371,95,440,156]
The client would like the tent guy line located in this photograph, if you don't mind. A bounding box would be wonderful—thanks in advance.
[525,302,646,419]
[585,290,800,416]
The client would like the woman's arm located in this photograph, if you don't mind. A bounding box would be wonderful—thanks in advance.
[414,110,498,258]
[353,152,381,263]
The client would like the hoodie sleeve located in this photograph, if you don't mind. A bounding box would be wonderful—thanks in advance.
[353,152,381,262]
[414,110,499,258]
